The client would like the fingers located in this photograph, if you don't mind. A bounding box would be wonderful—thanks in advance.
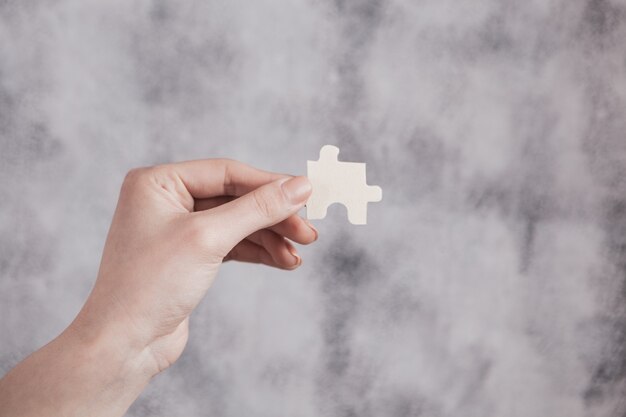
[166,159,289,199]
[246,229,301,268]
[194,196,235,211]
[271,214,317,245]
[197,176,312,255]
[224,238,300,270]
[194,197,318,245]
[224,239,274,265]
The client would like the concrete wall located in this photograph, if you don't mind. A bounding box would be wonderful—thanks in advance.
[1,1,626,415]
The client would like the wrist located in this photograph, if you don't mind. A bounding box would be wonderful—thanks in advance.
[67,308,161,382]
[0,312,157,417]
[71,283,169,375]
[67,316,158,383]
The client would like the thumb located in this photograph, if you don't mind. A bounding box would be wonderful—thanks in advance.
[203,176,312,253]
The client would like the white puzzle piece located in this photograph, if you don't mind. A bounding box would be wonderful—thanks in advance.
[306,145,382,225]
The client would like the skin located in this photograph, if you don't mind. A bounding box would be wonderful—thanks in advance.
[0,159,317,417]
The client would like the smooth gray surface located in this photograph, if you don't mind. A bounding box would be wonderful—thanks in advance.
[2,1,626,416]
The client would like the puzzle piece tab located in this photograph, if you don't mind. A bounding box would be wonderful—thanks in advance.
[306,145,382,225]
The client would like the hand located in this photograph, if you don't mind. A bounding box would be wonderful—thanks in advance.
[80,159,316,372]
[0,159,316,417]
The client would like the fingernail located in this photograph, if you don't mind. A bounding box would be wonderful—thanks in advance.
[304,219,318,241]
[285,241,301,267]
[281,176,312,205]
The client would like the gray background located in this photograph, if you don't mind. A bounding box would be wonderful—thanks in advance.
[1,0,626,416]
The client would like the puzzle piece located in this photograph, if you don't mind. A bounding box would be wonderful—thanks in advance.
[306,145,382,225]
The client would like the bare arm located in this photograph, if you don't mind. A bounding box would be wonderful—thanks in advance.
[0,159,316,416]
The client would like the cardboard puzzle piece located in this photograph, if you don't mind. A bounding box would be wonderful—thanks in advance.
[306,145,382,225]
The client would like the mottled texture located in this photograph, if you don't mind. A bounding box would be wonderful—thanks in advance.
[1,0,626,416]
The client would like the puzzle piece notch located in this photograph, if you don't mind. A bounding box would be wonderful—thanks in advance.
[306,145,382,225]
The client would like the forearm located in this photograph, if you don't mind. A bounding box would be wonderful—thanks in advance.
[0,162,314,415]
[0,320,156,417]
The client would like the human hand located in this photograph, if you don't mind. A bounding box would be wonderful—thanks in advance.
[75,159,316,374]
[0,159,316,417]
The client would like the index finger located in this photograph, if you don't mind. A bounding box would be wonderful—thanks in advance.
[165,158,291,199]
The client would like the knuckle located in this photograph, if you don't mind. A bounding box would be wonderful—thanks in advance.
[122,166,151,188]
[219,158,246,196]
[215,157,236,165]
[214,158,239,175]
[123,167,142,182]
[121,169,141,193]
